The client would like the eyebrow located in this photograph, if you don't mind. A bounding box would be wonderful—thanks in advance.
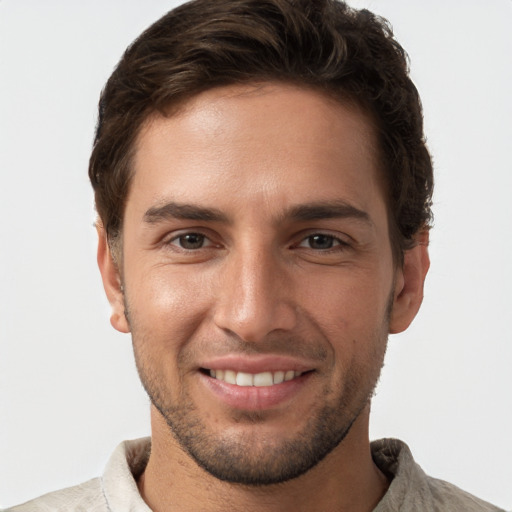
[285,201,373,226]
[143,199,372,226]
[144,202,229,224]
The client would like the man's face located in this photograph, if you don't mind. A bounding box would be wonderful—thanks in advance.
[104,83,415,484]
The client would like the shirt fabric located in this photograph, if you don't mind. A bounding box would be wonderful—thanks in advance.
[7,437,505,511]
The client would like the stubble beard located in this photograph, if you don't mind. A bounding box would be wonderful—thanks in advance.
[124,281,392,486]
[144,376,381,486]
[130,330,388,486]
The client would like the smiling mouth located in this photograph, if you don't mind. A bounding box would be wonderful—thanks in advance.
[203,369,306,387]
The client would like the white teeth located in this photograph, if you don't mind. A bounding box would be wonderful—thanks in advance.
[224,370,237,385]
[253,371,273,387]
[236,372,254,386]
[208,369,303,386]
[273,370,285,384]
[284,370,295,381]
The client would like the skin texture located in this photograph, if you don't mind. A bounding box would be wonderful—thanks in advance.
[98,83,429,512]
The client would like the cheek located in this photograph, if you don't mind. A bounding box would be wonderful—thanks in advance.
[126,268,216,393]
[125,264,215,344]
[300,268,391,324]
[298,272,391,363]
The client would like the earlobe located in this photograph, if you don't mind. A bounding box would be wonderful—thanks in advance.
[389,230,430,334]
[96,223,130,334]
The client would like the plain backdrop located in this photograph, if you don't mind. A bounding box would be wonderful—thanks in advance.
[0,0,511,509]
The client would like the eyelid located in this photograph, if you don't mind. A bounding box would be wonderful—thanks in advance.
[294,231,351,249]
[163,229,220,250]
[169,233,210,246]
[297,235,341,248]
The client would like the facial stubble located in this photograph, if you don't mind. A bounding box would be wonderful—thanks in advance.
[125,292,391,486]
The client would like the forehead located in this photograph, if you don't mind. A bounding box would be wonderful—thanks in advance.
[129,83,385,219]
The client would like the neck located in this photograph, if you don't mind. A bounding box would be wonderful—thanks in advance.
[138,405,389,512]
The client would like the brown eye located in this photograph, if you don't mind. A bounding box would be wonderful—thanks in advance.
[308,234,334,249]
[173,233,206,249]
[299,234,341,250]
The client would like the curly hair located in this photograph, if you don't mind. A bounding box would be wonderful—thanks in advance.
[89,0,433,263]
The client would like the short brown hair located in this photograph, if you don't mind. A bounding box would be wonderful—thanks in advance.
[89,0,433,262]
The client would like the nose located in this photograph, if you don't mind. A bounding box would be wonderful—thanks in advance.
[213,244,297,343]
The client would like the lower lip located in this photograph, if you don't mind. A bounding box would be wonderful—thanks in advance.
[199,371,313,411]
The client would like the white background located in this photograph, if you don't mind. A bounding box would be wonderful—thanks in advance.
[0,1,510,509]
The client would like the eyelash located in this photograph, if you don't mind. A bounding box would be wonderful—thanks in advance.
[295,233,349,251]
[166,232,215,250]
[164,231,350,253]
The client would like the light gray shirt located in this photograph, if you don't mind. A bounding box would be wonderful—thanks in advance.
[6,437,505,511]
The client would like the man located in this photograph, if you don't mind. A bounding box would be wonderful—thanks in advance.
[8,0,506,511]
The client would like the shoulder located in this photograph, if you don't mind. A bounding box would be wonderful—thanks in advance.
[5,438,151,512]
[425,475,506,512]
[372,438,506,512]
[5,478,108,512]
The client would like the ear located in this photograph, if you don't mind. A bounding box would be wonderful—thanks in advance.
[389,230,430,334]
[96,223,130,334]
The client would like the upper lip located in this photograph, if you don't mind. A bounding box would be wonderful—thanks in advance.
[198,354,316,374]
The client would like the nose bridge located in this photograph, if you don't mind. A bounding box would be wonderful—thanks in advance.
[213,238,296,342]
